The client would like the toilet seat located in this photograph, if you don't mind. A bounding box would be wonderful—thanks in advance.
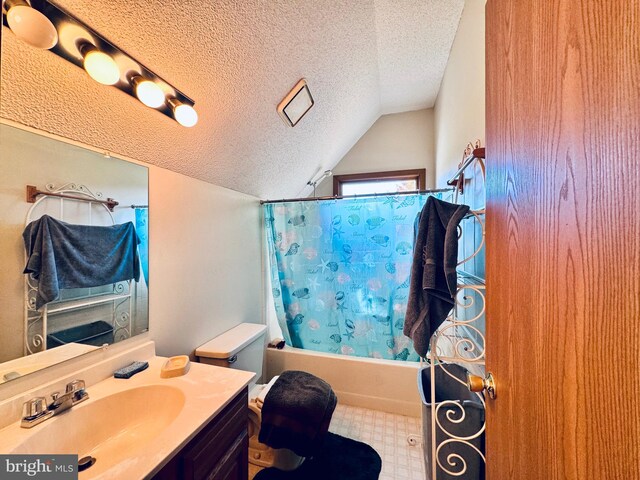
[247,376,304,471]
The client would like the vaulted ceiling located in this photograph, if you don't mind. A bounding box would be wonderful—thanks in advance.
[1,0,464,199]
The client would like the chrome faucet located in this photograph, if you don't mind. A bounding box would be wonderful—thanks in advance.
[21,379,89,428]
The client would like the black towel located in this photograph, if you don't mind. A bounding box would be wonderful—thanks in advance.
[254,433,382,480]
[23,215,140,309]
[404,197,470,357]
[259,370,337,458]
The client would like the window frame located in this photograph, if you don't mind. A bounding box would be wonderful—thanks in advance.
[332,169,427,196]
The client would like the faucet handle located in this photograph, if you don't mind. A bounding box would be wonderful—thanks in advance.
[65,379,85,394]
[65,379,88,404]
[22,397,47,418]
[21,396,53,428]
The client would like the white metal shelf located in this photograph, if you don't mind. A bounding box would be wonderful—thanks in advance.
[24,182,134,354]
[457,271,485,286]
[426,144,486,479]
[47,292,131,315]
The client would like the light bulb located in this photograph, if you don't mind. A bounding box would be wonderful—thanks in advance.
[131,76,165,108]
[80,44,120,85]
[6,3,58,49]
[175,104,198,127]
[168,98,198,127]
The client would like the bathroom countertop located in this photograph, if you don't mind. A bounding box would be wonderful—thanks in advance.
[0,343,99,385]
[0,356,255,479]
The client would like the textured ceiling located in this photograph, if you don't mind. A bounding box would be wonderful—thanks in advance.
[375,0,465,114]
[1,0,464,198]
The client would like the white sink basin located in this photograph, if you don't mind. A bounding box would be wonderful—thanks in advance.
[11,385,185,476]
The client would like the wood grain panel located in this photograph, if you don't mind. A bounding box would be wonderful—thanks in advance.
[485,1,640,479]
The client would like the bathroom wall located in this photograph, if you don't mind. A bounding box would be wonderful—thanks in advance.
[314,109,436,196]
[149,166,262,358]
[433,0,486,187]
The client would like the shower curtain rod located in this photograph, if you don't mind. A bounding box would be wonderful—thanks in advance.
[260,187,453,205]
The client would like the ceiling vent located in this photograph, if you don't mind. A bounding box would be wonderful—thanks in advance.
[277,79,314,127]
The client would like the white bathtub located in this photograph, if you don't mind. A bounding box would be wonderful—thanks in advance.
[265,346,422,417]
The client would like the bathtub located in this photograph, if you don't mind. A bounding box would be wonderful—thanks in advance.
[265,345,422,417]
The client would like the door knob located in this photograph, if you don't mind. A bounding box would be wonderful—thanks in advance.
[467,372,497,399]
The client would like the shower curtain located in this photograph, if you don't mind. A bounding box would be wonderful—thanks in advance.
[135,208,149,286]
[265,193,443,361]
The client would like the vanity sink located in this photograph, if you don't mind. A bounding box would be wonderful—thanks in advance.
[0,354,255,479]
[11,385,185,475]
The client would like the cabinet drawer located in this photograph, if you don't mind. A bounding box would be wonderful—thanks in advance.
[183,388,248,480]
[202,430,248,480]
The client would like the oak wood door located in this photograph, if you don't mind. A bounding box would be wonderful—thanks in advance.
[485,1,640,479]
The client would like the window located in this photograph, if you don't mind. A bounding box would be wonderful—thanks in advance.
[333,169,426,196]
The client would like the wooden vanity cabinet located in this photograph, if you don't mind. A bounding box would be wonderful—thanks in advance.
[152,388,248,480]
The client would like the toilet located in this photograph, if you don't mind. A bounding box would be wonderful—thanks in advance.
[195,323,305,471]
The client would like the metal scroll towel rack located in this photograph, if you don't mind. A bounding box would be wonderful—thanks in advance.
[24,182,134,355]
[424,141,486,479]
[27,184,119,211]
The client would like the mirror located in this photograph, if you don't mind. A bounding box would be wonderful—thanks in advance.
[0,122,149,383]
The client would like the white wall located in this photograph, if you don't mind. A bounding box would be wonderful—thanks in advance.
[149,166,262,358]
[315,109,436,196]
[433,0,486,187]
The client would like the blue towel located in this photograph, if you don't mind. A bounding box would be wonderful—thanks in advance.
[23,215,140,309]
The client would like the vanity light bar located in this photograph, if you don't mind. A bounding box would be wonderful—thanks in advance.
[2,0,197,127]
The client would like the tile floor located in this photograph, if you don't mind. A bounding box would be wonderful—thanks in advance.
[249,404,425,480]
[329,404,425,480]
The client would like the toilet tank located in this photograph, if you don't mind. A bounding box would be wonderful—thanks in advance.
[196,323,267,383]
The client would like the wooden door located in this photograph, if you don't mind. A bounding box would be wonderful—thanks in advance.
[485,1,640,479]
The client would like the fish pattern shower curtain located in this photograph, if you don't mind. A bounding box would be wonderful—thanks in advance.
[135,208,149,286]
[265,193,443,361]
